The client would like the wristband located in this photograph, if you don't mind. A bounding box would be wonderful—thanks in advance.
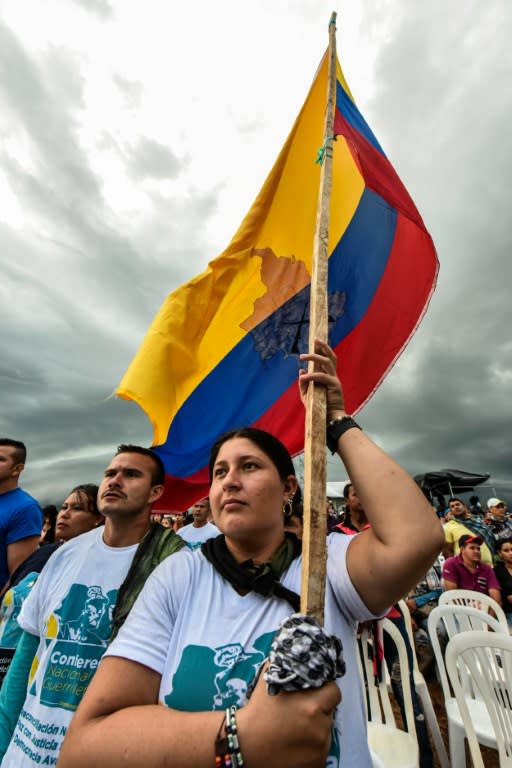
[326,415,362,454]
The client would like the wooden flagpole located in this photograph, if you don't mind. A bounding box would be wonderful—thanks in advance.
[300,12,338,623]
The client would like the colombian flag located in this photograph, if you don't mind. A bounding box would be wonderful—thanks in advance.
[117,51,438,510]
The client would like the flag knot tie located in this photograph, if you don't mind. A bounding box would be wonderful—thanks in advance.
[315,135,337,165]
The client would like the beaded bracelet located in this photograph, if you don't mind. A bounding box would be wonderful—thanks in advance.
[225,706,244,767]
[214,707,245,767]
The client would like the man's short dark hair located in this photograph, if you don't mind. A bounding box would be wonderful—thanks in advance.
[448,497,464,505]
[115,444,165,486]
[343,482,352,500]
[0,438,26,464]
[193,496,210,507]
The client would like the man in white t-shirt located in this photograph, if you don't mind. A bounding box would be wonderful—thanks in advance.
[0,444,183,767]
[179,497,218,550]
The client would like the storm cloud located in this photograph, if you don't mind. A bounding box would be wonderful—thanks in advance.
[0,1,510,506]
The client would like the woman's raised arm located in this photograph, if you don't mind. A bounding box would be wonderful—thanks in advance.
[299,339,444,615]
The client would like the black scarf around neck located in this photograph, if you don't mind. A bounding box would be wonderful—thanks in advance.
[201,533,301,611]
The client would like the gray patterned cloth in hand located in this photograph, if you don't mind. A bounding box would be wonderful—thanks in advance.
[264,613,345,695]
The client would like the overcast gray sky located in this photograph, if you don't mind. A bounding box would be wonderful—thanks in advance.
[1,0,510,506]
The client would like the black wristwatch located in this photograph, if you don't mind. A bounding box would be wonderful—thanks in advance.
[326,415,362,454]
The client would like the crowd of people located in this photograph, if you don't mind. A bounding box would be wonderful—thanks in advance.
[438,495,511,622]
[0,339,507,766]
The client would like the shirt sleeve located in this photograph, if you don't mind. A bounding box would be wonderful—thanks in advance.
[0,630,39,759]
[326,533,386,623]
[414,589,442,608]
[442,558,458,583]
[105,549,192,674]
[6,502,42,545]
[443,523,455,545]
[487,567,501,592]
[16,549,58,636]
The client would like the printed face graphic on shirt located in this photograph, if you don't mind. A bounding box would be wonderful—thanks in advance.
[163,632,342,766]
[164,633,275,711]
[30,584,118,712]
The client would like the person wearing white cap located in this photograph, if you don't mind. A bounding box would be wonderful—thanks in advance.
[487,497,508,517]
[486,497,512,549]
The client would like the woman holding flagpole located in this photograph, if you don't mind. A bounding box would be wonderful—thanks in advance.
[58,340,443,768]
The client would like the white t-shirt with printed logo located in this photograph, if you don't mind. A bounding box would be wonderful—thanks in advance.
[1,527,138,768]
[106,533,377,768]
[178,522,218,549]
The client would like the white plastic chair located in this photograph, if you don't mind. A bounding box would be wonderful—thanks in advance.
[446,630,512,767]
[398,600,449,768]
[428,603,508,766]
[358,618,419,768]
[439,588,508,628]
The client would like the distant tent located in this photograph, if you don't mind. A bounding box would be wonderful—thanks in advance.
[326,481,349,499]
[414,469,490,506]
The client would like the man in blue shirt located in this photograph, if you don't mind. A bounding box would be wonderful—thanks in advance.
[0,440,42,592]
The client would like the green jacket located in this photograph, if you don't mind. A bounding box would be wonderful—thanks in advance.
[111,523,185,639]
